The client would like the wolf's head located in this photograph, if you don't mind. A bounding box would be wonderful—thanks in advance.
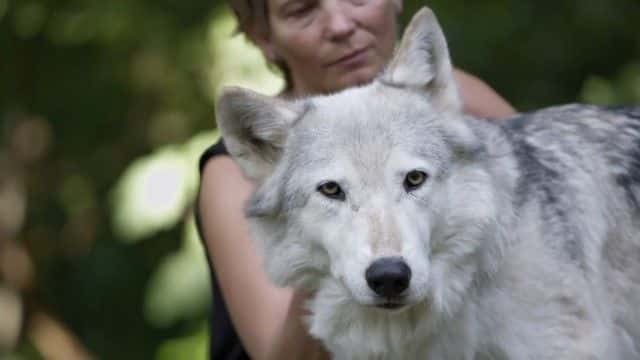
[216,8,504,317]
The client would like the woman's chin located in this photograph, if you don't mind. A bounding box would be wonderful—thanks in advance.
[329,66,380,91]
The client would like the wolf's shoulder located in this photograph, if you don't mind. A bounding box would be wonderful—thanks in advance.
[602,104,640,119]
[494,102,640,212]
[495,102,640,169]
[500,103,640,134]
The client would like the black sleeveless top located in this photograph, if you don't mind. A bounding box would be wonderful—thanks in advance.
[196,139,250,360]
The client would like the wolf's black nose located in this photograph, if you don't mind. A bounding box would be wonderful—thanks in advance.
[365,257,411,297]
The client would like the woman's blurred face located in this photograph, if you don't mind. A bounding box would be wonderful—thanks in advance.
[261,0,400,95]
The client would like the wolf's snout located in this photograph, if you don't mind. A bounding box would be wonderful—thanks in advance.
[365,257,412,297]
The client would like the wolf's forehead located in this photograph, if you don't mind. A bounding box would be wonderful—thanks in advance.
[287,86,444,168]
[312,84,429,124]
[298,86,433,142]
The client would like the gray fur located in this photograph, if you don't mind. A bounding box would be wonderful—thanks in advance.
[216,7,640,359]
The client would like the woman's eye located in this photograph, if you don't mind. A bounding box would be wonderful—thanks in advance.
[317,181,345,200]
[286,2,314,17]
[404,170,428,191]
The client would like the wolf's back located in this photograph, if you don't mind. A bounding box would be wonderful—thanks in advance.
[496,104,640,351]
[500,104,640,213]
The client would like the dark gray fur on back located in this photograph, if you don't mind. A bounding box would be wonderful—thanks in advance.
[496,104,640,265]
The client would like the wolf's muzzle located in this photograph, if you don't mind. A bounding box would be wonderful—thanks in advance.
[365,257,412,298]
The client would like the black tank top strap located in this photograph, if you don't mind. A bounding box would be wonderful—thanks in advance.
[199,139,229,173]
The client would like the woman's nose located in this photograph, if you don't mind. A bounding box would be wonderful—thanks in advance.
[322,2,356,41]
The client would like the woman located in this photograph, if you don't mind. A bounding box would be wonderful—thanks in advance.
[198,0,515,359]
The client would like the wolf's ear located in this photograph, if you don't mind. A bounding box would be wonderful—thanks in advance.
[442,118,483,160]
[216,87,304,182]
[382,7,461,112]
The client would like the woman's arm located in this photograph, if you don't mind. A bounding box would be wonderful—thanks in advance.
[265,290,330,360]
[454,69,516,118]
[198,156,329,360]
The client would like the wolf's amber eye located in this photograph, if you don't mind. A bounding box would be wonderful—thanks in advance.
[404,170,428,191]
[317,181,345,200]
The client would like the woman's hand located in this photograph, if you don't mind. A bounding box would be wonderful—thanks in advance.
[265,290,330,360]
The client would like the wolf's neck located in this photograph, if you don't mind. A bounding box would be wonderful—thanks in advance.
[464,115,520,193]
[463,115,521,275]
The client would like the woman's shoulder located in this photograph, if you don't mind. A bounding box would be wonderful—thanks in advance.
[199,139,252,198]
[199,139,229,174]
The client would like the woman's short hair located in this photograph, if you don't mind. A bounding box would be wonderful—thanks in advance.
[228,0,293,91]
[228,0,269,34]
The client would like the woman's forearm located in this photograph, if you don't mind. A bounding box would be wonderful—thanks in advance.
[265,290,331,360]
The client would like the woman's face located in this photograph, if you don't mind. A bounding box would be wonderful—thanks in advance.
[261,0,400,95]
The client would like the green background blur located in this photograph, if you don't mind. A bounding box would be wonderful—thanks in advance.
[0,0,639,358]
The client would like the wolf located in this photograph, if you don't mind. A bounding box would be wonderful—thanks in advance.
[215,7,640,359]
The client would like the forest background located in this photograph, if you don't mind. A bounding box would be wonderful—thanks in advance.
[1,0,639,358]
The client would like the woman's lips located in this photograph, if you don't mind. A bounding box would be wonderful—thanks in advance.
[326,46,371,69]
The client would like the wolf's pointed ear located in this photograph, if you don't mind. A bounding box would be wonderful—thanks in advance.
[382,7,461,112]
[216,87,304,182]
[442,118,483,160]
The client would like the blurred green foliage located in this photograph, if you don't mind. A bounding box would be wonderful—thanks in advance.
[0,0,638,358]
